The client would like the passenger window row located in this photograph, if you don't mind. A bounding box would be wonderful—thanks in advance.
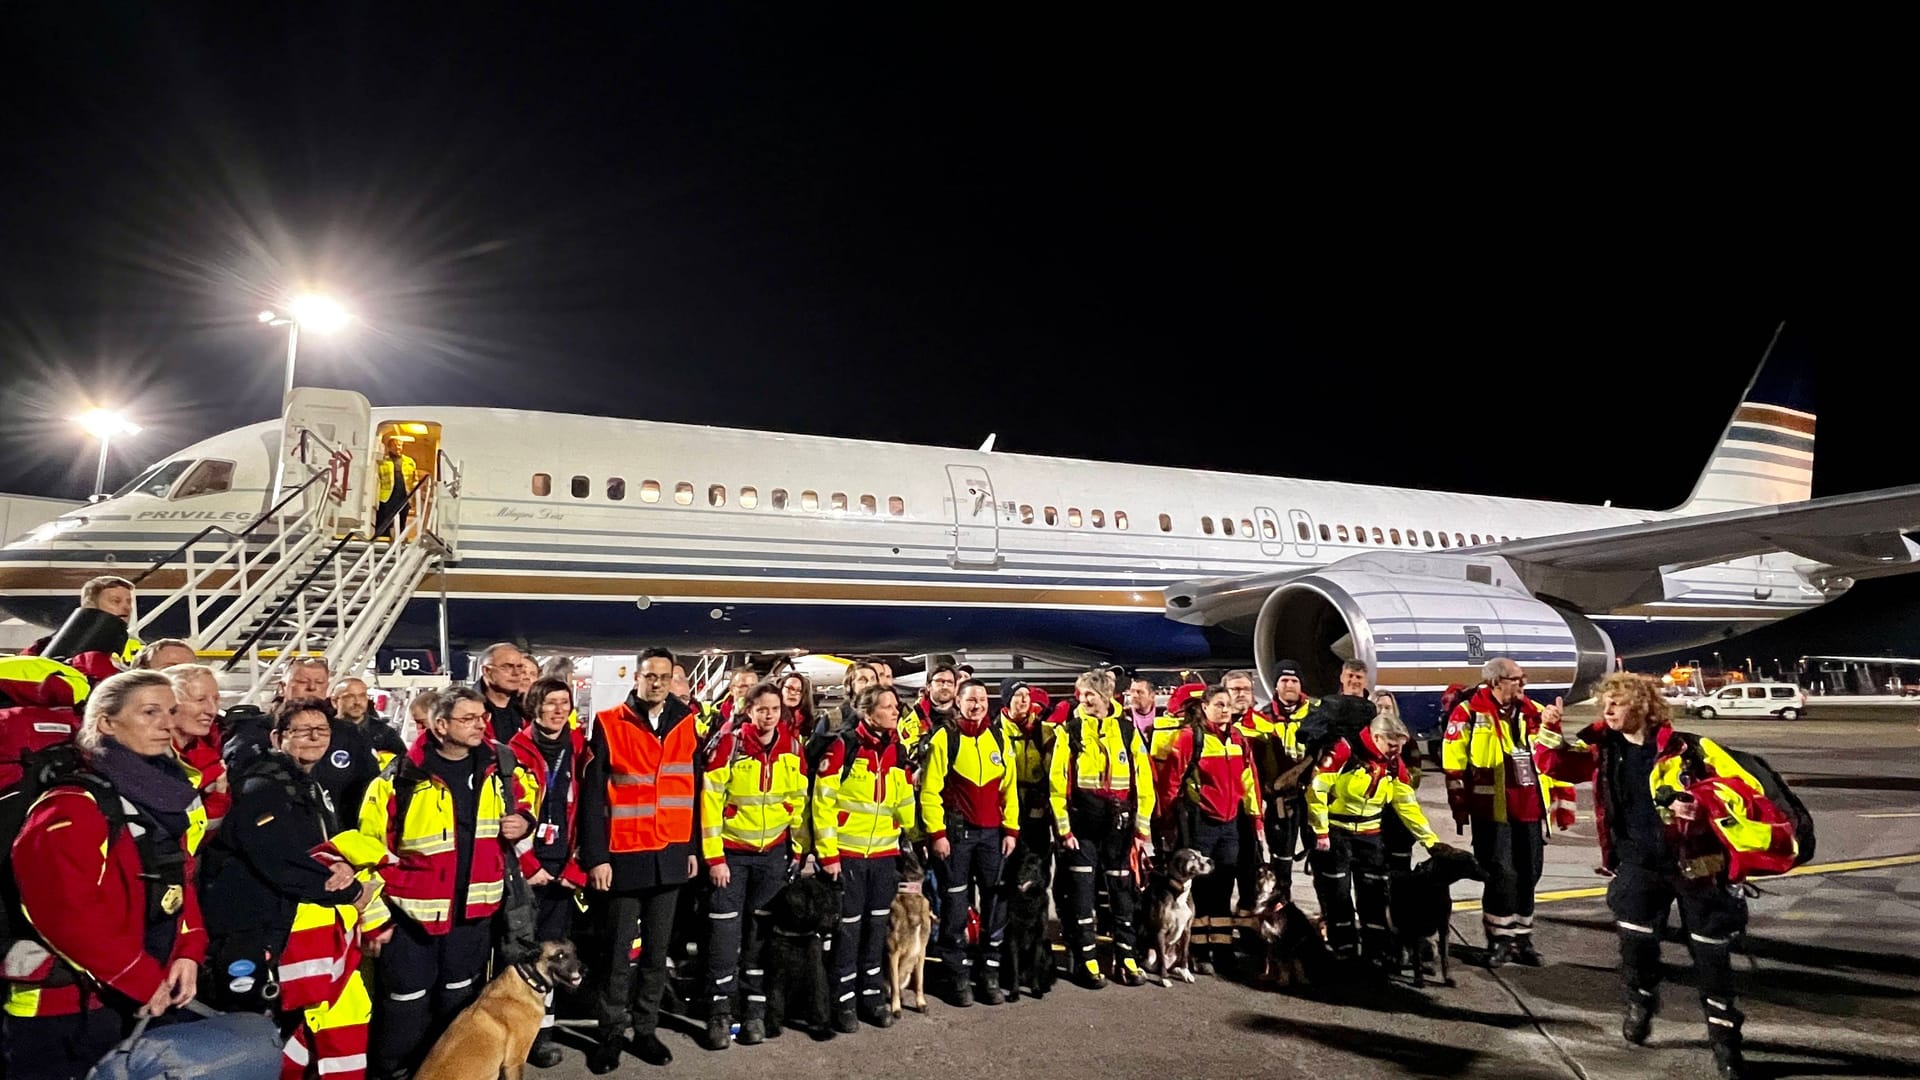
[530,473,906,516]
[1310,522,1519,548]
[1014,505,1136,531]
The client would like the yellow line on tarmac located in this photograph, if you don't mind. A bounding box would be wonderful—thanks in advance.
[1451,851,1920,913]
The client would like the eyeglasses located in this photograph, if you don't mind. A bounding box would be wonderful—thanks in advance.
[285,726,331,740]
[639,673,671,682]
[448,711,490,725]
[1498,675,1527,685]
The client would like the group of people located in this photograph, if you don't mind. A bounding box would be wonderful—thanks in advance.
[0,577,1796,1080]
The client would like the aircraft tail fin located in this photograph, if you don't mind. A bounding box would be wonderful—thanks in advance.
[1672,322,1815,516]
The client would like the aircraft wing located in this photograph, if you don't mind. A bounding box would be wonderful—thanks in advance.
[1489,483,1920,574]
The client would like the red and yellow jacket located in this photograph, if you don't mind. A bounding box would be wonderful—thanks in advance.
[919,718,1019,840]
[1443,686,1550,824]
[176,731,229,829]
[7,784,207,1018]
[812,722,915,867]
[357,735,533,935]
[1048,705,1155,841]
[1308,730,1439,845]
[1155,722,1260,824]
[700,723,810,863]
[1536,720,1797,881]
[508,724,589,887]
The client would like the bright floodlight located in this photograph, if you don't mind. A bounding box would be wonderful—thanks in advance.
[288,293,351,333]
[76,408,141,440]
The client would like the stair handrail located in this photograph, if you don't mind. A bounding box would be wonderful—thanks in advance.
[219,470,433,673]
[329,544,435,682]
[128,467,334,587]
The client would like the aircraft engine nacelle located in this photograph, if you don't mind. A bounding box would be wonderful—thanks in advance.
[1252,568,1614,731]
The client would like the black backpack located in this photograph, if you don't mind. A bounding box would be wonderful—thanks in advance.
[1062,708,1140,816]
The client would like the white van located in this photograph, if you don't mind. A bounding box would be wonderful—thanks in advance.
[1689,682,1807,721]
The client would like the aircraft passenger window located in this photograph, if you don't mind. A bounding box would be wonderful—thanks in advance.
[1240,518,1254,538]
[888,496,905,516]
[772,488,788,510]
[1337,524,1350,542]
[1423,530,1435,547]
[1020,504,1035,524]
[740,486,758,509]
[531,473,551,497]
[1293,521,1308,541]
[1313,523,1325,541]
[860,494,877,515]
[640,480,661,503]
[172,460,234,500]
[830,492,848,512]
[1353,523,1365,542]
[1091,509,1106,528]
[1158,513,1171,532]
[709,484,726,508]
[570,475,589,498]
[801,490,819,511]
[674,482,694,506]
[1221,517,1235,536]
[1437,531,1449,548]
[1454,532,1466,547]
[1115,511,1129,530]
[1045,506,1058,525]
[1068,507,1083,528]
[1201,516,1214,535]
[608,478,626,501]
[1371,527,1385,544]
[1499,535,1510,542]
[1406,527,1419,546]
[1389,528,1402,545]
[1470,534,1481,545]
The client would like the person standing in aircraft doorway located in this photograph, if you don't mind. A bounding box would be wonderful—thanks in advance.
[375,434,418,541]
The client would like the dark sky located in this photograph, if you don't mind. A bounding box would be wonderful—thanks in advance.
[1,7,1912,657]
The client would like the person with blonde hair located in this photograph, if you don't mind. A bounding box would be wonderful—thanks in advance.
[1536,672,1798,1080]
[5,671,208,1079]
[1049,669,1155,988]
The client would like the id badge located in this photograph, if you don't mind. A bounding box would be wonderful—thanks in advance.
[1509,752,1540,789]
[537,822,560,845]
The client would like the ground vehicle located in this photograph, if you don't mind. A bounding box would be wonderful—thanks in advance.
[1689,682,1807,721]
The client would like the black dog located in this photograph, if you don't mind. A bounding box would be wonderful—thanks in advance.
[764,873,840,1036]
[1388,844,1485,988]
[999,844,1055,1001]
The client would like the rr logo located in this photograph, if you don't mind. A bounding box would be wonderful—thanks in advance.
[1464,624,1486,663]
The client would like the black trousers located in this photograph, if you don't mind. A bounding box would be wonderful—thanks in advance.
[706,849,789,1019]
[1237,800,1296,908]
[832,857,897,1013]
[1183,811,1240,956]
[593,885,681,1039]
[933,824,1007,986]
[1472,817,1544,943]
[3,1005,165,1080]
[376,916,492,1077]
[1311,830,1390,958]
[1060,797,1140,975]
[377,490,409,537]
[1381,811,1415,876]
[1609,862,1747,1032]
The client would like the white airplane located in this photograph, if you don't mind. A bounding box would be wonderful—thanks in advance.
[4,325,1917,724]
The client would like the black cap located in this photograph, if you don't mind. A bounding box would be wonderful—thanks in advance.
[1273,659,1303,680]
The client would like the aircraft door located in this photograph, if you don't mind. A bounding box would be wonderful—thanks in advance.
[1254,506,1287,557]
[1286,508,1319,559]
[280,388,373,527]
[944,465,1002,569]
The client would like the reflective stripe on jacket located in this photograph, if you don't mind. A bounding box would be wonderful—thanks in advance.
[597,702,699,853]
[1307,730,1438,845]
[700,725,810,862]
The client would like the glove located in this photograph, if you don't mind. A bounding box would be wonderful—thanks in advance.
[1427,841,1464,860]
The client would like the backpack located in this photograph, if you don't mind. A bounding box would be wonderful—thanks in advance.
[1063,709,1140,815]
[1681,736,1814,869]
[1296,695,1375,764]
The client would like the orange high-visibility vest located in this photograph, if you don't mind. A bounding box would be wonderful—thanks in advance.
[598,704,699,853]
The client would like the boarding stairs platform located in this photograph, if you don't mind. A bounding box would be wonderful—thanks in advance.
[130,424,463,705]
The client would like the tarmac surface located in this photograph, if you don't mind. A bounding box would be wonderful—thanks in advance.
[532,707,1920,1079]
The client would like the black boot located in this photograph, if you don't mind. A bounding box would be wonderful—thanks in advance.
[526,1029,565,1068]
[833,1007,860,1035]
[1487,939,1515,968]
[738,1017,765,1045]
[703,1012,733,1051]
[586,1034,625,1075]
[1622,987,1656,1046]
[1707,1002,1746,1080]
[633,1033,673,1066]
[1512,938,1543,967]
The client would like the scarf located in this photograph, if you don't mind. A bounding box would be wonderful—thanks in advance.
[93,737,199,841]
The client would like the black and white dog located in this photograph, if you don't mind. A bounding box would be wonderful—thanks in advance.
[1141,848,1212,986]
[1388,845,1484,988]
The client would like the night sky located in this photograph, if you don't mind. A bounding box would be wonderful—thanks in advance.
[1,8,1912,660]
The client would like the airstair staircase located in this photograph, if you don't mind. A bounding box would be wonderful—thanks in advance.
[130,425,463,705]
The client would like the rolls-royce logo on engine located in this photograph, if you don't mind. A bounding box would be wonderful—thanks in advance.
[1464,625,1486,662]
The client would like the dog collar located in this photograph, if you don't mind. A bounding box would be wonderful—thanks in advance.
[897,880,923,895]
[514,960,553,995]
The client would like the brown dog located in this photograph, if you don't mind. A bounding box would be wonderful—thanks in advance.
[887,849,934,1015]
[415,940,587,1080]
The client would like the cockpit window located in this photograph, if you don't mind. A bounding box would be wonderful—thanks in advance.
[113,460,191,499]
[172,460,235,500]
